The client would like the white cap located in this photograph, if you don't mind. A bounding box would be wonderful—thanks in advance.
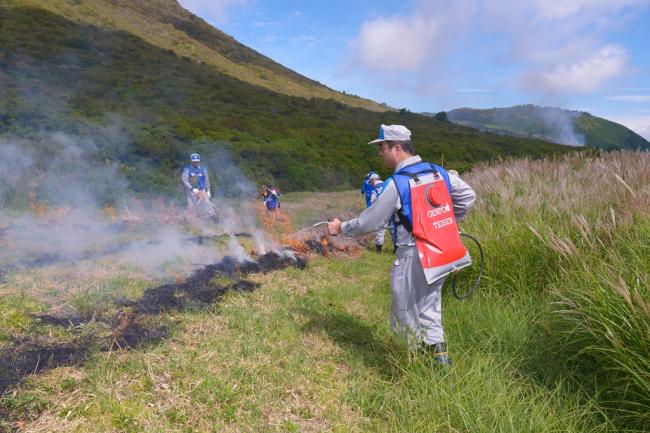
[368,124,411,144]
[369,173,381,181]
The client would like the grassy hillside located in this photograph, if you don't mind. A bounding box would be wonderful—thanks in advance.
[0,3,571,201]
[445,105,650,150]
[20,0,385,111]
[575,113,650,150]
[1,150,648,432]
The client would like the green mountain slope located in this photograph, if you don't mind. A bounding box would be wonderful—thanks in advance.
[19,0,386,112]
[0,3,571,198]
[445,105,650,150]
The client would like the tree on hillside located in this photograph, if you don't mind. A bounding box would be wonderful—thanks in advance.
[434,111,449,122]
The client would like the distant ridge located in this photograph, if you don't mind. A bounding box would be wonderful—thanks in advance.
[437,105,650,150]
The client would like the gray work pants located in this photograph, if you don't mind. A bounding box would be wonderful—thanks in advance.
[186,190,199,208]
[375,227,385,246]
[389,246,446,346]
[375,223,393,246]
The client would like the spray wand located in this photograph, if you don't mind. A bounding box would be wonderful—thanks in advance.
[310,221,329,229]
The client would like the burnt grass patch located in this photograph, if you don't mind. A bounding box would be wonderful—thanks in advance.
[0,337,93,397]
[117,251,305,314]
[0,316,169,400]
[0,250,306,427]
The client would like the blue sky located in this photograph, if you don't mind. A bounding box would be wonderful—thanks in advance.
[179,0,650,139]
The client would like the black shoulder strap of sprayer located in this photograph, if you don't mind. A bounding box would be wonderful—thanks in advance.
[392,163,439,234]
[395,207,413,233]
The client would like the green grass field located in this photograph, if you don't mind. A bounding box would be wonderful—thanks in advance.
[1,150,649,432]
[0,256,610,433]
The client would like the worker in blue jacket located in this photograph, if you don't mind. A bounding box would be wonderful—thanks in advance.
[360,170,377,208]
[263,185,280,213]
[181,153,211,210]
[368,173,387,252]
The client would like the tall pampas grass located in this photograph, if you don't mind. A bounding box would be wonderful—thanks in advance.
[461,150,650,429]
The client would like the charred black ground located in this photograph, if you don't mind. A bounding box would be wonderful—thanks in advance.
[118,251,305,314]
[0,337,93,397]
[0,250,305,405]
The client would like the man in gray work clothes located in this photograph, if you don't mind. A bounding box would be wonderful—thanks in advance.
[328,124,476,364]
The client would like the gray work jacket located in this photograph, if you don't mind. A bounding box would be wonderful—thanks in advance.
[341,155,476,247]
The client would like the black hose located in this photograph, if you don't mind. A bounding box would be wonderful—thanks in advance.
[451,232,484,300]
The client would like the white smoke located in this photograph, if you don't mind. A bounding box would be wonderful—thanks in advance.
[449,105,586,146]
[0,130,277,282]
[0,140,36,205]
[537,107,585,146]
[198,145,276,255]
[115,228,221,277]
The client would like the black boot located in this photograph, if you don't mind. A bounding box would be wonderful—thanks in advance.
[425,342,452,366]
[375,244,382,253]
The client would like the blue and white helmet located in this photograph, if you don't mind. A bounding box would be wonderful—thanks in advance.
[190,153,201,162]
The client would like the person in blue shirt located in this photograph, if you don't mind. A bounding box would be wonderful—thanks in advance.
[181,153,211,210]
[263,185,280,213]
[368,173,388,252]
[360,170,377,208]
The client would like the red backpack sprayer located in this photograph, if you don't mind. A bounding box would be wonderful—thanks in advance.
[401,164,483,300]
[310,162,484,301]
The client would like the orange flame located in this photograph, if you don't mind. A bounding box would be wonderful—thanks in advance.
[103,205,117,222]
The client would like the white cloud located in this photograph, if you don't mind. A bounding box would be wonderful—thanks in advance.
[178,0,248,23]
[345,0,473,75]
[252,20,282,27]
[522,45,628,93]
[533,0,646,21]
[289,35,317,46]
[606,115,650,140]
[261,34,278,43]
[350,18,437,72]
[635,124,650,140]
[454,89,494,93]
[605,94,650,102]
[344,0,649,96]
